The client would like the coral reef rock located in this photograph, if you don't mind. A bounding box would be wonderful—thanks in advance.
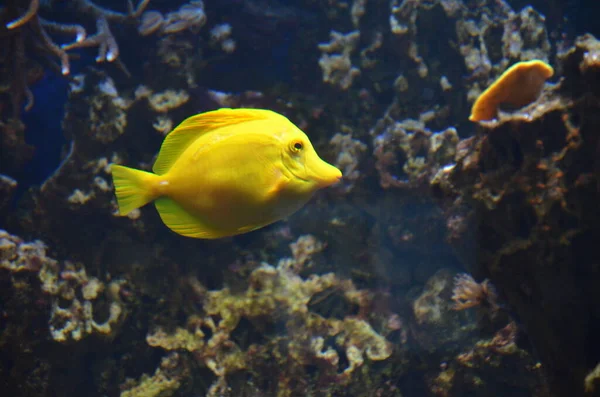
[432,34,600,397]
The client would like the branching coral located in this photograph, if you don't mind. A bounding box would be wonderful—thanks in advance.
[329,132,368,193]
[318,30,361,90]
[411,269,473,351]
[371,116,459,189]
[138,1,206,36]
[132,235,394,395]
[457,5,552,108]
[1,0,149,122]
[0,230,127,342]
[44,262,126,342]
[382,0,552,128]
[120,353,189,397]
[1,0,44,120]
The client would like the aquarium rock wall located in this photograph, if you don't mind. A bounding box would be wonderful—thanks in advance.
[1,0,600,396]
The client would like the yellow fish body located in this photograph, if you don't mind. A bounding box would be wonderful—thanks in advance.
[110,108,342,239]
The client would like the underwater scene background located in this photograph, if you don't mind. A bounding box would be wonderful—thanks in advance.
[2,0,600,396]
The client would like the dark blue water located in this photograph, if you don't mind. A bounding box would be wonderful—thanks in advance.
[15,52,91,198]
[21,72,68,186]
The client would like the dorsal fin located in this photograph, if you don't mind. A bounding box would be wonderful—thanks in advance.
[152,108,277,175]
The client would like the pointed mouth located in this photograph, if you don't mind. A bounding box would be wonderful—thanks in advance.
[287,151,343,189]
[312,163,342,188]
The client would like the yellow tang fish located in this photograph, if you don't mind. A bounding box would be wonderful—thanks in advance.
[110,108,342,239]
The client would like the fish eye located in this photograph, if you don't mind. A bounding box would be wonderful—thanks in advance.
[292,141,303,151]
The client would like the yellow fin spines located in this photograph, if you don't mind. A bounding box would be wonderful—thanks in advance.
[152,108,282,175]
[172,108,282,134]
[111,164,159,216]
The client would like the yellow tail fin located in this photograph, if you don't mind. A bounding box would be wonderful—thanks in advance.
[110,164,159,216]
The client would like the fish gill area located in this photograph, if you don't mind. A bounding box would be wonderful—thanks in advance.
[1,0,600,396]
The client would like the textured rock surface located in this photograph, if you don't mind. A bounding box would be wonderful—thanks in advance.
[2,1,597,396]
[432,34,600,397]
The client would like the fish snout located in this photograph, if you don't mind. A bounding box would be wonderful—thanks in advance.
[311,160,342,188]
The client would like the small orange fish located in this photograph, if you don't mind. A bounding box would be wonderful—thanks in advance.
[110,108,342,238]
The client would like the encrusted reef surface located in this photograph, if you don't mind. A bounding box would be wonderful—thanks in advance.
[432,35,600,396]
[1,0,599,396]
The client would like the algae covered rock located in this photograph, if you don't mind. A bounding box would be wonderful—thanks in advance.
[432,34,600,397]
